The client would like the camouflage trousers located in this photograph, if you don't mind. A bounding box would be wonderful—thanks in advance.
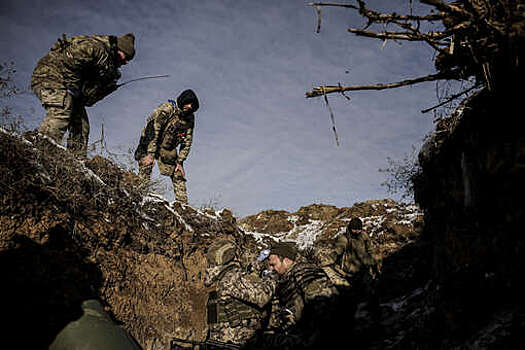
[32,84,89,158]
[138,161,188,203]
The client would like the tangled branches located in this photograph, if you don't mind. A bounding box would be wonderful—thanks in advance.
[306,0,525,99]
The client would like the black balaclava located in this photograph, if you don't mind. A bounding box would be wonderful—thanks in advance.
[177,89,199,114]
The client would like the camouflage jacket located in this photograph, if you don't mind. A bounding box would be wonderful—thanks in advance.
[31,34,121,106]
[274,262,337,332]
[335,231,376,275]
[134,101,194,164]
[254,262,337,349]
[207,262,276,344]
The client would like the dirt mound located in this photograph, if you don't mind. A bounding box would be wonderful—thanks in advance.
[0,129,249,349]
[240,199,423,261]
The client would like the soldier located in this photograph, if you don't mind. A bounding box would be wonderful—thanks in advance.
[334,217,378,282]
[335,217,380,324]
[31,33,135,157]
[256,242,339,349]
[203,239,276,347]
[134,89,199,204]
[50,299,142,350]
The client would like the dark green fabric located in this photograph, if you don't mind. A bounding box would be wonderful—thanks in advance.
[49,299,142,350]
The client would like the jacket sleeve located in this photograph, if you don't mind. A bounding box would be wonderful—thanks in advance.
[62,39,118,90]
[145,104,171,156]
[364,235,377,266]
[62,39,120,105]
[334,235,347,256]
[226,271,276,308]
[176,125,193,163]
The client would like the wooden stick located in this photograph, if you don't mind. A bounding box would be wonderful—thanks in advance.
[306,72,449,98]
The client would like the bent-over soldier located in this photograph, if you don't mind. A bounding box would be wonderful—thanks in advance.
[134,89,199,203]
[257,242,338,349]
[204,240,276,346]
[31,33,135,157]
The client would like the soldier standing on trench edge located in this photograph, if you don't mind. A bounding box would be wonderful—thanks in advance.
[134,89,199,204]
[31,33,135,158]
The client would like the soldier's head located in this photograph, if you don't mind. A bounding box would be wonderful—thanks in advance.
[177,89,199,115]
[206,239,237,267]
[117,33,135,66]
[204,239,237,286]
[346,217,363,236]
[266,242,297,275]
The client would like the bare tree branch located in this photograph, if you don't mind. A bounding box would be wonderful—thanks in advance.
[421,82,481,113]
[309,1,446,21]
[306,0,523,101]
[419,0,472,18]
[308,2,358,10]
[306,72,449,98]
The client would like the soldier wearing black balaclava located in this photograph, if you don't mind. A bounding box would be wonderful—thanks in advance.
[134,89,199,203]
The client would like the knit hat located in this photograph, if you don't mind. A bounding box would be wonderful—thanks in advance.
[269,242,297,261]
[347,217,363,232]
[117,33,135,60]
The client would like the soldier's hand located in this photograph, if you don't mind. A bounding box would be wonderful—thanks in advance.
[140,154,154,166]
[175,163,186,178]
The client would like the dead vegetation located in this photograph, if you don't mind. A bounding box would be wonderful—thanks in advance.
[306,1,525,106]
[0,130,246,349]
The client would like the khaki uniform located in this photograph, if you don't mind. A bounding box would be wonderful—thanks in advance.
[207,262,276,345]
[335,231,379,317]
[335,231,376,276]
[31,35,122,157]
[135,101,194,203]
[260,262,338,349]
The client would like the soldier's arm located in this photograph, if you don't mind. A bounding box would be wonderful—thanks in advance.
[145,104,170,156]
[177,126,193,164]
[62,40,117,91]
[226,272,276,308]
[334,235,347,256]
[364,235,376,262]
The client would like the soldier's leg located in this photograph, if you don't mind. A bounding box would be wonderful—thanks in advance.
[34,86,72,144]
[138,162,153,184]
[171,174,188,204]
[67,104,90,158]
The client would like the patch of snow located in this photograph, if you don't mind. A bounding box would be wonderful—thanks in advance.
[164,204,194,232]
[288,215,299,224]
[383,287,425,312]
[141,194,168,205]
[244,230,280,245]
[194,208,219,220]
[39,133,67,151]
[83,166,106,185]
[289,220,324,249]
[139,212,156,223]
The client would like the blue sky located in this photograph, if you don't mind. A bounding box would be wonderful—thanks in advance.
[1,0,441,217]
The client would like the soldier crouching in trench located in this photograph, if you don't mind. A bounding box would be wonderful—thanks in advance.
[171,240,276,349]
[31,32,135,158]
[134,89,199,204]
[252,242,340,350]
